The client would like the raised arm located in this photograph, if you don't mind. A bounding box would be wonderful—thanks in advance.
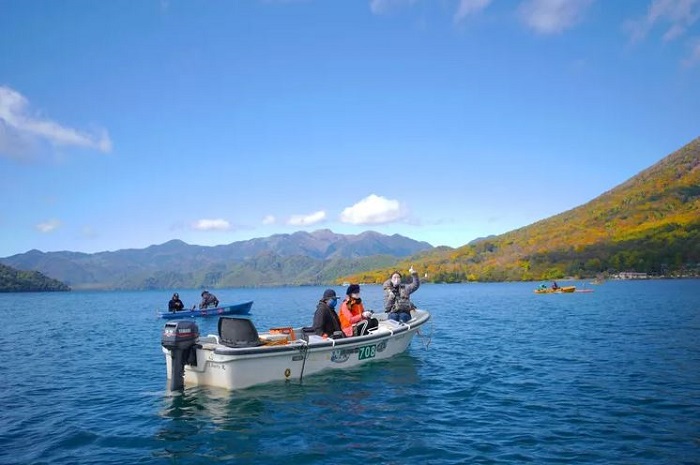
[405,268,420,295]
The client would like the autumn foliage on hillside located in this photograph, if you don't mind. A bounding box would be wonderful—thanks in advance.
[343,138,700,283]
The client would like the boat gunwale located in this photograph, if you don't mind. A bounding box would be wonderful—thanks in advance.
[209,309,430,357]
[158,300,254,319]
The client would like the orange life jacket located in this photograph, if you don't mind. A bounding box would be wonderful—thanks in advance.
[339,297,365,337]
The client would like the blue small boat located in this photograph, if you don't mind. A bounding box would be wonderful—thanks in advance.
[158,300,253,319]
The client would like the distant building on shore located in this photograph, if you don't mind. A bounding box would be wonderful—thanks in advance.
[613,272,649,280]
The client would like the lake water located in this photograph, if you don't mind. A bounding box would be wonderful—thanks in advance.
[1,280,699,464]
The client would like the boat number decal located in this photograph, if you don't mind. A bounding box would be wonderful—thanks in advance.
[284,368,291,378]
[358,344,377,360]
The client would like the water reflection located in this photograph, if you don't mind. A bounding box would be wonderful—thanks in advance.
[152,354,426,461]
[155,385,278,462]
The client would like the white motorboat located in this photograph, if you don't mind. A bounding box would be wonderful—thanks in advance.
[161,309,431,391]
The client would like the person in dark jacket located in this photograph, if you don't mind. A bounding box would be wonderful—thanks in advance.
[168,293,184,312]
[383,266,420,323]
[311,289,344,339]
[199,290,219,309]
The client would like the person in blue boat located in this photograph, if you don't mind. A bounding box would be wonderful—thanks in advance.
[310,289,344,339]
[168,292,185,312]
[199,290,219,309]
[383,266,420,323]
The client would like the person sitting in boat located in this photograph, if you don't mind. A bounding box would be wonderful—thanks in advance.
[383,266,420,323]
[168,293,185,312]
[339,284,378,337]
[199,290,219,309]
[551,281,560,290]
[310,289,344,339]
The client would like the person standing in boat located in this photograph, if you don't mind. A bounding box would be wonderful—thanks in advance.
[311,289,344,339]
[168,292,185,312]
[339,284,378,337]
[383,266,420,323]
[199,290,219,309]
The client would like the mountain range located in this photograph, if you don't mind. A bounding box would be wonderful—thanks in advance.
[3,137,699,290]
[0,230,432,290]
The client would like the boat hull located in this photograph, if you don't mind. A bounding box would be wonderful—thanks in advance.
[162,309,431,390]
[534,286,576,294]
[158,300,253,319]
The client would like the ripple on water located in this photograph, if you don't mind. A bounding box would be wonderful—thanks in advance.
[1,282,699,464]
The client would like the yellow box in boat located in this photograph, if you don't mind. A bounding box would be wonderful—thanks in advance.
[259,333,289,345]
[270,327,296,341]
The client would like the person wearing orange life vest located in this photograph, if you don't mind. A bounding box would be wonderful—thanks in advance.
[339,284,378,337]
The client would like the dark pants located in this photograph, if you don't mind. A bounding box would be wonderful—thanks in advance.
[388,312,411,323]
[354,318,379,336]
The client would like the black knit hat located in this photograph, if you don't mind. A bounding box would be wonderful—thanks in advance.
[346,284,360,295]
[322,289,338,300]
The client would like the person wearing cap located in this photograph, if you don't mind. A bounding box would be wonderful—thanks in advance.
[168,292,185,312]
[311,289,344,339]
[199,290,219,309]
[339,284,378,337]
[383,266,420,323]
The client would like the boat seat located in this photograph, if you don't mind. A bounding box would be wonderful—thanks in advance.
[218,317,264,348]
[301,327,316,342]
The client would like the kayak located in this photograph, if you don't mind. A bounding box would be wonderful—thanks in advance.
[158,300,253,319]
[534,286,577,294]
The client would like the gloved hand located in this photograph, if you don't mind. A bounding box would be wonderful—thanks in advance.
[362,311,372,319]
[409,265,416,274]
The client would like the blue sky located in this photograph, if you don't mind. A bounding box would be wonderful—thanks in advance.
[1,0,698,257]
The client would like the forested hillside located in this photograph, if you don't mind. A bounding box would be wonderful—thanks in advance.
[0,263,71,292]
[345,138,700,283]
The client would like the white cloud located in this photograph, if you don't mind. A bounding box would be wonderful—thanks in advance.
[192,219,231,231]
[683,37,700,66]
[625,0,700,43]
[369,0,416,15]
[340,194,406,225]
[36,219,61,233]
[287,210,326,226]
[0,86,112,160]
[262,215,276,225]
[519,0,593,34]
[454,0,493,23]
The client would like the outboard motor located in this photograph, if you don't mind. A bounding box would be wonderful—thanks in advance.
[161,320,199,391]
